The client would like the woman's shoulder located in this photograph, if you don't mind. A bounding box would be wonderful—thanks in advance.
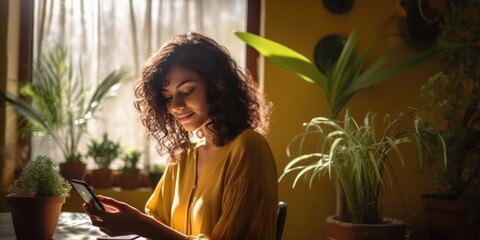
[230,129,268,147]
[228,129,270,152]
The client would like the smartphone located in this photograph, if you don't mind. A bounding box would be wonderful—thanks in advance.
[71,179,106,211]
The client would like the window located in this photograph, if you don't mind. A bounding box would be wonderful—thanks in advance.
[30,0,249,170]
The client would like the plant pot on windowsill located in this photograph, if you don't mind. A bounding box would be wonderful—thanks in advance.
[326,215,406,240]
[422,195,480,240]
[87,133,122,189]
[120,169,141,190]
[119,148,143,189]
[59,161,86,181]
[91,167,113,189]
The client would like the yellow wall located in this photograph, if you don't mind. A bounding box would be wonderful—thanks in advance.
[262,0,441,239]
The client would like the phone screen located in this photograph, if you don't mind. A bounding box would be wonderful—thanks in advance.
[71,179,106,211]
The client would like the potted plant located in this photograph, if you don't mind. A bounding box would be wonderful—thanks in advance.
[120,148,142,189]
[416,1,480,239]
[235,29,440,237]
[87,133,122,188]
[6,155,72,239]
[148,163,166,188]
[393,0,444,50]
[0,45,128,181]
[280,109,445,239]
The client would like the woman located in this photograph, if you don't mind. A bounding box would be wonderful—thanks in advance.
[83,32,278,239]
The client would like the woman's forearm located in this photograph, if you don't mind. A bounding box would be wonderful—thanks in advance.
[138,213,188,240]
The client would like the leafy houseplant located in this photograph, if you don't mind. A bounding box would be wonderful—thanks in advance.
[87,133,121,188]
[281,109,444,225]
[120,148,142,189]
[0,45,128,180]
[122,149,142,172]
[235,30,440,227]
[416,0,480,238]
[6,155,72,239]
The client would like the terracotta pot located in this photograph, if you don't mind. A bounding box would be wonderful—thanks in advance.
[6,193,65,240]
[91,168,113,188]
[59,162,86,181]
[422,195,480,240]
[120,170,140,189]
[325,215,406,240]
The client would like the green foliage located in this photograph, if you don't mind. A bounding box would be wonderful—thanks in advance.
[122,148,142,172]
[8,155,72,197]
[236,29,442,223]
[417,0,480,220]
[87,133,122,169]
[280,109,445,224]
[235,30,439,119]
[0,45,128,163]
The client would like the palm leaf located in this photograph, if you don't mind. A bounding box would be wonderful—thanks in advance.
[0,45,129,162]
[234,31,327,90]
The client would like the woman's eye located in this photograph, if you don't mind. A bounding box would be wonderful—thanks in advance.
[164,96,172,102]
[183,88,194,95]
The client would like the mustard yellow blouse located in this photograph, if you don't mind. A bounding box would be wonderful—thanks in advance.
[145,129,278,239]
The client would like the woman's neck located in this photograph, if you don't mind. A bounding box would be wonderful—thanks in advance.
[190,122,215,149]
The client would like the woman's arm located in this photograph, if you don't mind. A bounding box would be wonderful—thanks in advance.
[83,195,187,239]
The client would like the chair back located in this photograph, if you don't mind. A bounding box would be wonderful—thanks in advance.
[276,201,287,240]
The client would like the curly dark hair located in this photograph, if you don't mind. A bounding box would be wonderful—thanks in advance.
[134,32,271,164]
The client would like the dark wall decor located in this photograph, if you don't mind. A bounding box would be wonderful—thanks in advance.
[322,0,354,15]
[313,35,345,73]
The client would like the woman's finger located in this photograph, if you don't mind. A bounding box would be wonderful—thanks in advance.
[98,195,130,211]
[83,202,106,217]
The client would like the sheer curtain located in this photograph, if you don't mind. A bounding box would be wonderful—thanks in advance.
[31,0,247,170]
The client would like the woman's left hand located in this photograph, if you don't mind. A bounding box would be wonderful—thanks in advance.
[82,195,145,236]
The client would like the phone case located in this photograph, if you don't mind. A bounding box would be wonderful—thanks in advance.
[71,179,106,211]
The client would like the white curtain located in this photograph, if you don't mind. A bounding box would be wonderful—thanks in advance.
[31,0,247,170]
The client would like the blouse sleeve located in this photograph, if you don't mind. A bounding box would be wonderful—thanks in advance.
[145,164,174,225]
[210,131,278,240]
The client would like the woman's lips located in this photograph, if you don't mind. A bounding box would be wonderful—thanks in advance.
[176,112,194,122]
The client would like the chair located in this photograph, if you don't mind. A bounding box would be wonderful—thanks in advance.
[276,201,287,240]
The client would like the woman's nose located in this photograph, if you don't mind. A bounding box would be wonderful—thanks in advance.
[171,95,185,110]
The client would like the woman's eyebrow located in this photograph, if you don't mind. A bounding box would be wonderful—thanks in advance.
[161,79,194,93]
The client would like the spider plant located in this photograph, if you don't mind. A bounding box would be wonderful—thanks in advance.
[235,30,440,119]
[280,109,445,224]
[0,45,128,163]
[235,30,441,222]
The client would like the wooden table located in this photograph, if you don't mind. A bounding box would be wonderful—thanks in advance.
[0,212,143,239]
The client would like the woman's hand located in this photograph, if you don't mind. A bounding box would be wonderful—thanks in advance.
[83,195,188,239]
[82,195,145,236]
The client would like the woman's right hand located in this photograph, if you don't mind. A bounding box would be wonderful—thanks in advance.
[83,195,188,239]
[83,195,146,236]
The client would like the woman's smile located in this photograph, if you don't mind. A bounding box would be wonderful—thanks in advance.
[176,112,194,122]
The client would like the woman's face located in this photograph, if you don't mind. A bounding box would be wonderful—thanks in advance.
[162,66,210,132]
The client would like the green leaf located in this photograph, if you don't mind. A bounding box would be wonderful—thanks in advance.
[234,31,327,90]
